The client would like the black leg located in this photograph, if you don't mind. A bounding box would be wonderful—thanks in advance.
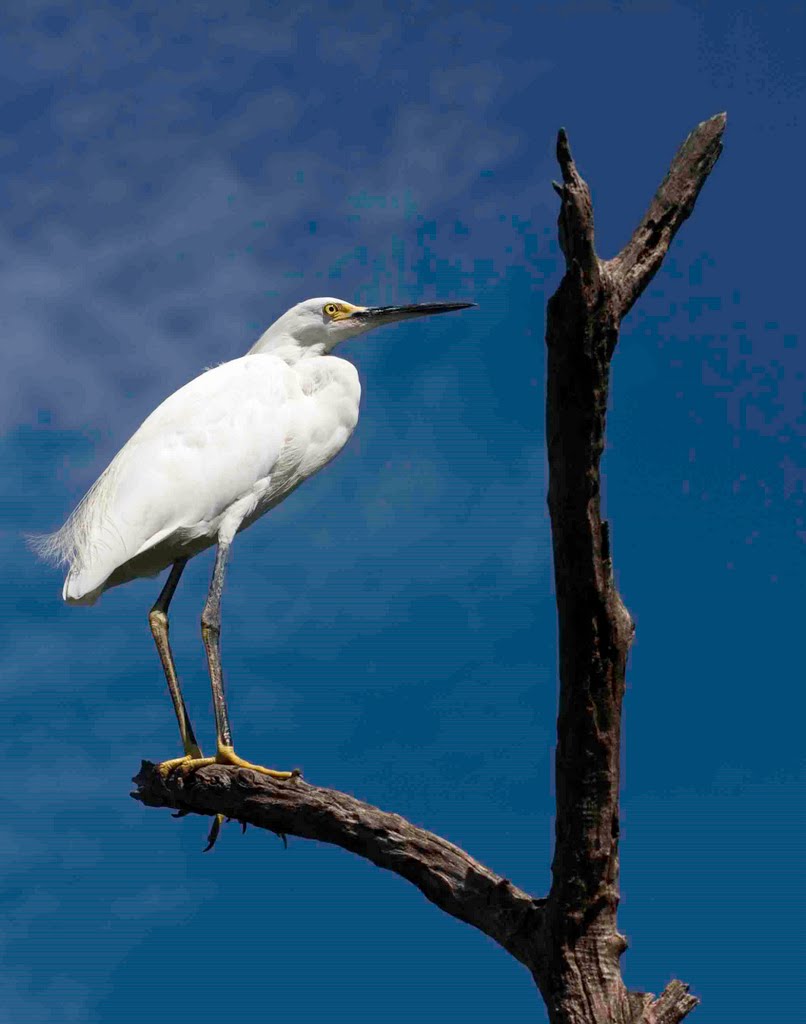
[149,558,202,758]
[201,542,233,750]
[199,541,298,780]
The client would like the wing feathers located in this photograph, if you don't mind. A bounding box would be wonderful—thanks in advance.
[32,355,294,599]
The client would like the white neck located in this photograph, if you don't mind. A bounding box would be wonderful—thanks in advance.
[283,344,325,363]
[248,329,327,364]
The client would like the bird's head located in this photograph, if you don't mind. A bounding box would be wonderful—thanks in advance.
[250,297,475,358]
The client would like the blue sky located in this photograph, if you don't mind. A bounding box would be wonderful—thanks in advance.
[1,2,803,1021]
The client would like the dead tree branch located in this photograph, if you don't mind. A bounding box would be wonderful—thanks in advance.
[133,112,725,1024]
[540,112,725,1024]
[133,761,546,967]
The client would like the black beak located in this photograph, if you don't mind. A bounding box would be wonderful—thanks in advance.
[351,301,476,324]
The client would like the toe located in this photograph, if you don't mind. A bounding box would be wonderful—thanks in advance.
[214,745,300,779]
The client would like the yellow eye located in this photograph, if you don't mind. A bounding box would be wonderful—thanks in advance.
[324,303,339,317]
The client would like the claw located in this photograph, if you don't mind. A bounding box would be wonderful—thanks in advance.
[224,817,248,834]
[203,813,225,853]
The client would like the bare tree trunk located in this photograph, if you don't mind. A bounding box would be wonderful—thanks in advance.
[538,114,725,1023]
[134,112,725,1024]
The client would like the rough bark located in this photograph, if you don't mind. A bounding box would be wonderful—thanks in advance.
[133,761,545,966]
[133,113,725,1024]
[538,113,725,1023]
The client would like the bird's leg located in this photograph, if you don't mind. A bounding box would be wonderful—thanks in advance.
[202,541,235,753]
[185,541,299,780]
[149,559,204,774]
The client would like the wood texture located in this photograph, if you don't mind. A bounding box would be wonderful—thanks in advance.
[133,761,545,967]
[133,113,726,1023]
[539,112,725,1023]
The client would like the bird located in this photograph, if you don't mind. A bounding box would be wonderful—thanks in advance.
[32,297,475,791]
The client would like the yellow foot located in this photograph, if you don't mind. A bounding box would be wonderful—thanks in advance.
[183,745,301,780]
[157,747,204,776]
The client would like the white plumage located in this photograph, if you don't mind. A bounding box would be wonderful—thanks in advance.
[41,350,359,604]
[31,294,474,800]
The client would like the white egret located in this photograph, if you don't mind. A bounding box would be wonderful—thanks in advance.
[33,297,474,784]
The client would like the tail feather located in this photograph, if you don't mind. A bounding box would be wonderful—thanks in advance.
[26,525,75,567]
[28,457,126,604]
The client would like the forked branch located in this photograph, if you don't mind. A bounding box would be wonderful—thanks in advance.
[134,112,726,1024]
[540,113,724,1024]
